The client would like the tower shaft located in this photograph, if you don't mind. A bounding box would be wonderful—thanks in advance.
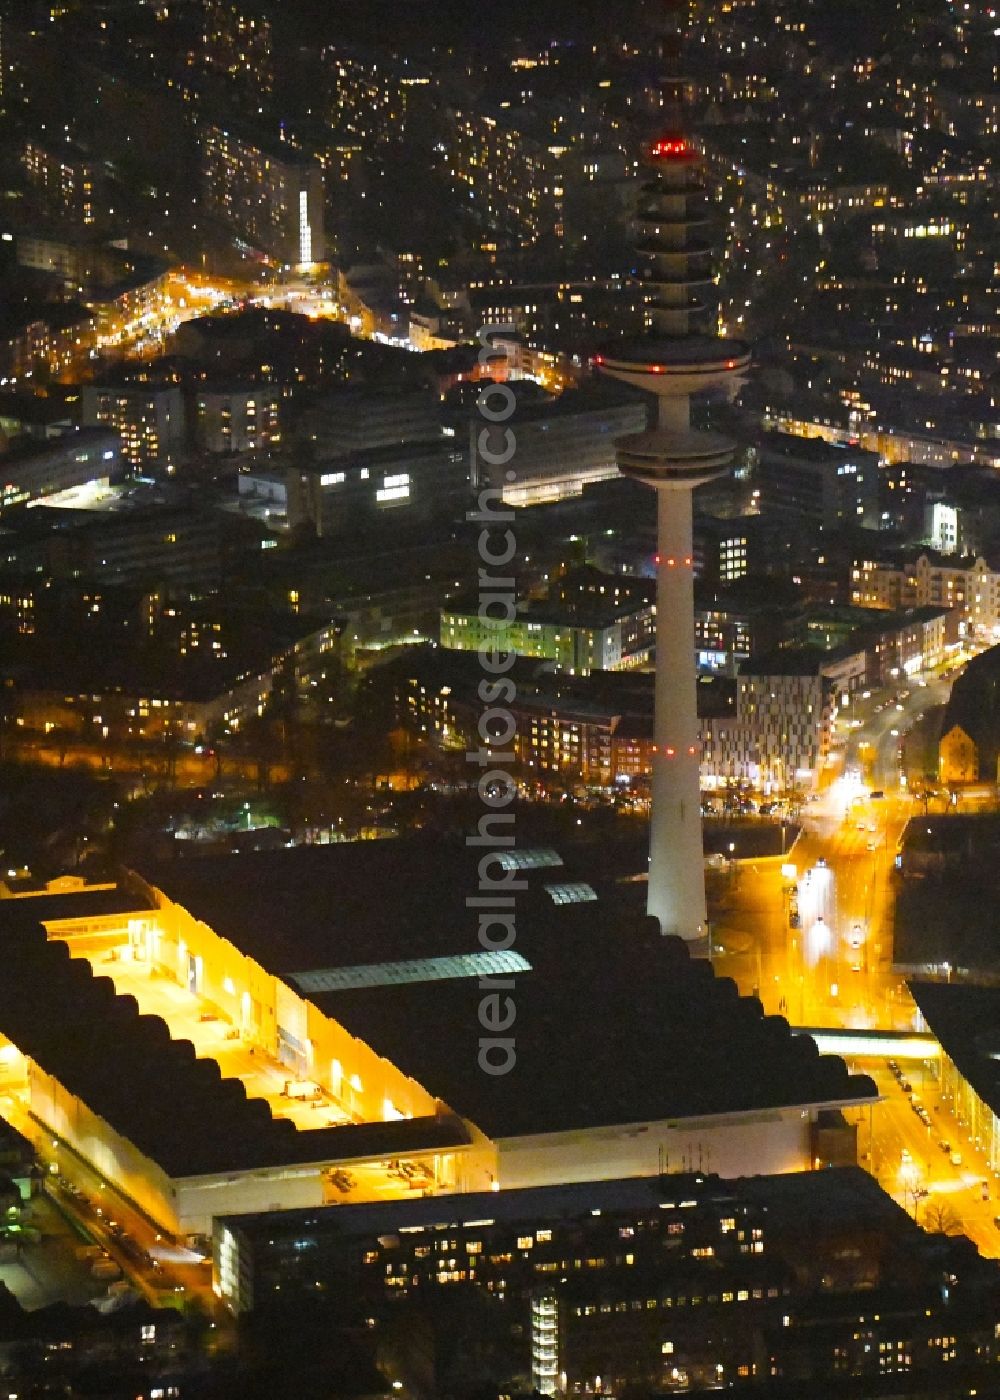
[649,481,705,941]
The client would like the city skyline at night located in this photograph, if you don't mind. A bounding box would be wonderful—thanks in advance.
[3,1,1000,1396]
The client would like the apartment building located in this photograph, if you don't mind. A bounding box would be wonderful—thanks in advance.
[852,549,1000,641]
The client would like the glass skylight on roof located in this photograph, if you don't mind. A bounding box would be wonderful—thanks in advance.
[545,883,598,905]
[291,950,531,994]
[497,848,564,871]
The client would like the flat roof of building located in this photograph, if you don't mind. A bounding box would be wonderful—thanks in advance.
[757,432,877,464]
[132,837,636,977]
[222,1164,906,1244]
[739,646,829,678]
[0,886,155,925]
[310,927,875,1139]
[374,642,735,723]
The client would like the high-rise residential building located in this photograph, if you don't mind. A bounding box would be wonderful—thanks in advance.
[201,125,325,268]
[438,106,560,243]
[202,0,273,95]
[598,1,750,947]
[80,385,185,472]
[22,138,104,227]
[323,45,431,150]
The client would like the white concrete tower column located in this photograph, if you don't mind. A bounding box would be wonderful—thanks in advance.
[649,471,704,940]
[596,1,750,950]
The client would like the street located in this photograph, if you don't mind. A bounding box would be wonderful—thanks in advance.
[710,663,1000,1252]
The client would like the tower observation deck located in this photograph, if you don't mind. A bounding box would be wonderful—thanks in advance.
[597,3,750,949]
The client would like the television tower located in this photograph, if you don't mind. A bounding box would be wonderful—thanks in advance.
[597,2,750,950]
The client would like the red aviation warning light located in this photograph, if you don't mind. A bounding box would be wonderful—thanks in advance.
[650,137,693,160]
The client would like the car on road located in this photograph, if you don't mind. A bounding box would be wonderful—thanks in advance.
[871,790,885,800]
[951,1151,963,1167]
[866,839,877,851]
[868,822,877,832]
[940,1141,951,1155]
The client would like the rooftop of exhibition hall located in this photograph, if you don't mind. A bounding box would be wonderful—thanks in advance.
[132,840,877,1140]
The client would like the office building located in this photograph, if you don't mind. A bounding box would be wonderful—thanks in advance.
[300,387,441,457]
[755,432,881,531]
[472,389,648,508]
[0,428,120,511]
[440,588,654,676]
[288,439,468,537]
